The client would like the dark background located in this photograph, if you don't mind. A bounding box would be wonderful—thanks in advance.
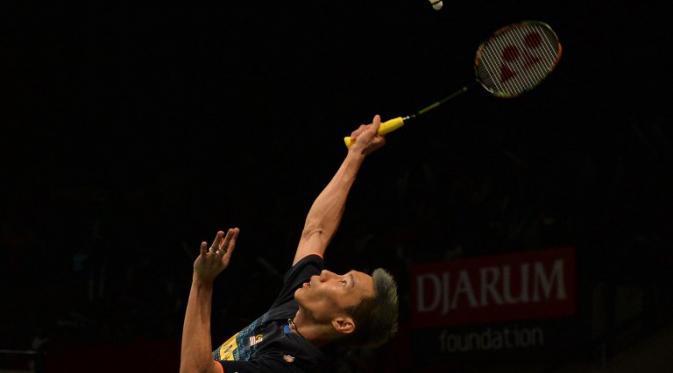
[2,1,672,372]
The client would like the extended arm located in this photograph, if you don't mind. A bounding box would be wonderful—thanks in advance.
[180,276,221,373]
[180,229,239,373]
[293,115,385,265]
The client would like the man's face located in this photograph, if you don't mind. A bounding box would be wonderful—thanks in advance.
[295,269,375,323]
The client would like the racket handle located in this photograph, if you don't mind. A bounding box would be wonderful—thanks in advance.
[343,116,406,148]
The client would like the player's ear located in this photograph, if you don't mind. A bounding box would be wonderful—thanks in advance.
[331,316,355,335]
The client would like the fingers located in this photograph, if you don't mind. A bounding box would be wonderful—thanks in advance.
[209,231,225,253]
[200,241,208,256]
[369,136,386,153]
[373,135,386,147]
[350,124,367,139]
[220,228,232,251]
[223,228,240,259]
[371,114,381,131]
[366,115,381,140]
[350,114,382,143]
[222,228,240,250]
[207,228,239,256]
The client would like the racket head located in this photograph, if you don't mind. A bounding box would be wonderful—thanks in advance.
[474,21,562,98]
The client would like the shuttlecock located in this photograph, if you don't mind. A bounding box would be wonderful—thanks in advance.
[429,0,443,10]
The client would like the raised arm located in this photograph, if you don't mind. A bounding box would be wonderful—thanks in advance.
[180,228,239,373]
[293,115,385,265]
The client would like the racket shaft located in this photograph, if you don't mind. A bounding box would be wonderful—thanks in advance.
[343,116,405,148]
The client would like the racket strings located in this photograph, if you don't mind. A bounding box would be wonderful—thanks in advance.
[477,23,561,97]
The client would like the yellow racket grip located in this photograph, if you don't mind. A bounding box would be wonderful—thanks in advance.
[343,116,405,148]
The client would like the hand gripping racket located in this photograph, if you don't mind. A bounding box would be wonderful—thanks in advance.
[343,20,563,147]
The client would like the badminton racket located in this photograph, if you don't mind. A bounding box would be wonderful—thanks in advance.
[344,20,563,147]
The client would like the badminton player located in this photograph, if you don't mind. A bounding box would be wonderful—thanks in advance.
[180,115,399,373]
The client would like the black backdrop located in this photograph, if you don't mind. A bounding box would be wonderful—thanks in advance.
[2,1,672,372]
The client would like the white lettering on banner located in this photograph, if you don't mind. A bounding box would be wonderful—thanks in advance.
[452,271,478,309]
[480,267,503,306]
[438,326,545,353]
[415,259,567,314]
[502,264,529,304]
[416,273,441,312]
[533,259,566,301]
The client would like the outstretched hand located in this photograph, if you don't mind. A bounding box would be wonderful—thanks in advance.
[349,114,386,156]
[193,228,240,284]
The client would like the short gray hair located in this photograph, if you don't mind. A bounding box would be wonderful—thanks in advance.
[344,268,399,348]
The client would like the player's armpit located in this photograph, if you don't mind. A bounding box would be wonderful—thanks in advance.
[293,229,326,266]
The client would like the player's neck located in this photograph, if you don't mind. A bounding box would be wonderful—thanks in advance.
[292,309,334,347]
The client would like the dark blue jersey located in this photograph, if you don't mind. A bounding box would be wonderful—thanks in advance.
[213,255,326,372]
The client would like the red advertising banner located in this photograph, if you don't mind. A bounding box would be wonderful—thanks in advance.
[411,247,576,328]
